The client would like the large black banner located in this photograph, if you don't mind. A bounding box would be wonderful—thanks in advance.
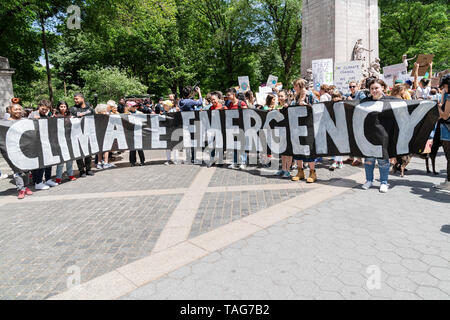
[0,100,439,172]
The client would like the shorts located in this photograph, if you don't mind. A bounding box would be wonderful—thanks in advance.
[441,124,450,141]
[293,155,316,162]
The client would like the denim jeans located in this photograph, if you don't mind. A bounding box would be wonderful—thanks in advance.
[56,161,74,179]
[364,158,390,185]
[233,150,248,165]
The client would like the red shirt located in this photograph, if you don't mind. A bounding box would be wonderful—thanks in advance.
[228,100,247,110]
[210,103,226,110]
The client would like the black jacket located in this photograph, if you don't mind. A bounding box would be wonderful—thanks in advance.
[70,102,94,118]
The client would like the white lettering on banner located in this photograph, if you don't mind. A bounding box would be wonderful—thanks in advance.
[70,116,99,157]
[181,112,196,148]
[243,109,263,152]
[39,119,61,166]
[263,110,287,154]
[313,102,350,154]
[5,120,39,170]
[225,110,241,150]
[128,114,147,149]
[150,115,167,148]
[102,115,128,151]
[288,107,310,156]
[353,101,384,158]
[57,118,71,161]
[391,100,436,155]
[200,110,223,149]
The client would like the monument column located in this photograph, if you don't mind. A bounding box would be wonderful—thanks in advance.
[301,0,379,77]
[0,57,15,117]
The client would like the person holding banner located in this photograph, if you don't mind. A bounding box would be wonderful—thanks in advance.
[8,103,34,199]
[435,74,450,190]
[291,78,318,183]
[361,79,392,193]
[70,93,95,178]
[226,88,248,170]
[127,101,146,167]
[54,101,77,184]
[29,100,59,190]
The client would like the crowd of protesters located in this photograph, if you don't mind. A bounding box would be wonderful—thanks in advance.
[2,61,449,199]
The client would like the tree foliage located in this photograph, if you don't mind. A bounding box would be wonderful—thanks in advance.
[0,0,448,106]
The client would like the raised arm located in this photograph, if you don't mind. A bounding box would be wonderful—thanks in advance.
[413,62,419,90]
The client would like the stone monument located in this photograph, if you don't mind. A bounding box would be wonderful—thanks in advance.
[301,0,379,78]
[0,57,15,117]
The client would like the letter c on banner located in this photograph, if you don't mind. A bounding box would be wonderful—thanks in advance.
[6,120,39,170]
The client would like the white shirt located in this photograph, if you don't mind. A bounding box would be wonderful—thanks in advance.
[320,93,331,102]
[416,86,431,99]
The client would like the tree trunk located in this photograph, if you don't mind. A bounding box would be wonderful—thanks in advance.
[40,15,53,104]
[64,78,67,97]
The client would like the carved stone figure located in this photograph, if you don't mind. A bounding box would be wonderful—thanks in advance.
[402,54,417,70]
[369,58,381,78]
[351,39,374,61]
[304,68,313,87]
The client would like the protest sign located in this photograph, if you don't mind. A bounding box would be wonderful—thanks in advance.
[267,75,278,88]
[256,92,268,106]
[0,101,438,172]
[412,54,434,77]
[383,63,408,87]
[334,61,363,95]
[238,76,250,92]
[312,59,334,91]
[259,86,273,94]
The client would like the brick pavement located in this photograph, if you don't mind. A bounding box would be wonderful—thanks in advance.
[0,150,449,300]
[122,154,450,300]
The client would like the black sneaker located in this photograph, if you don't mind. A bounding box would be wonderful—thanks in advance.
[80,172,87,178]
[87,171,94,176]
[130,163,136,167]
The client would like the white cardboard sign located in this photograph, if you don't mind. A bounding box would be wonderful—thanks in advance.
[334,61,363,95]
[238,76,250,92]
[312,59,334,91]
[267,75,278,88]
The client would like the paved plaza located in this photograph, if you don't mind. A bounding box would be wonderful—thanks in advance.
[0,150,449,300]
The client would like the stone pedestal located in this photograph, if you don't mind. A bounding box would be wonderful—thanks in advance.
[301,0,379,77]
[0,57,15,117]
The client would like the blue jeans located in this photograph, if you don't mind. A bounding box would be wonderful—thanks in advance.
[233,150,248,165]
[56,161,74,179]
[364,158,390,185]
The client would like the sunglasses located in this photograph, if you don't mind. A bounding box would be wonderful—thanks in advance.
[349,86,356,88]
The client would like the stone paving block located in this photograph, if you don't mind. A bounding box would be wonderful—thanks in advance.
[0,194,182,299]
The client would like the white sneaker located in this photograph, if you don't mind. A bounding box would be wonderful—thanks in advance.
[164,161,170,166]
[362,181,373,190]
[239,164,247,170]
[379,184,389,193]
[228,163,238,169]
[103,163,114,169]
[434,181,450,190]
[35,182,50,190]
[0,173,9,179]
[96,164,103,170]
[45,180,59,187]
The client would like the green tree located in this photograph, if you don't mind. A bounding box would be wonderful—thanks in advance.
[379,0,449,71]
[253,0,303,84]
[79,67,148,103]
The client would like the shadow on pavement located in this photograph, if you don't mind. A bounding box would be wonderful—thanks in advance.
[441,225,450,234]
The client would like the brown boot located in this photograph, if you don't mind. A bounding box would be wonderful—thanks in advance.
[292,169,305,181]
[306,169,317,183]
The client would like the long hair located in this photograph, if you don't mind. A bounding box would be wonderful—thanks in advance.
[56,100,70,116]
[292,78,308,105]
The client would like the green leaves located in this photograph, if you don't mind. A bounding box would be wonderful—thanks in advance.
[379,0,449,71]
